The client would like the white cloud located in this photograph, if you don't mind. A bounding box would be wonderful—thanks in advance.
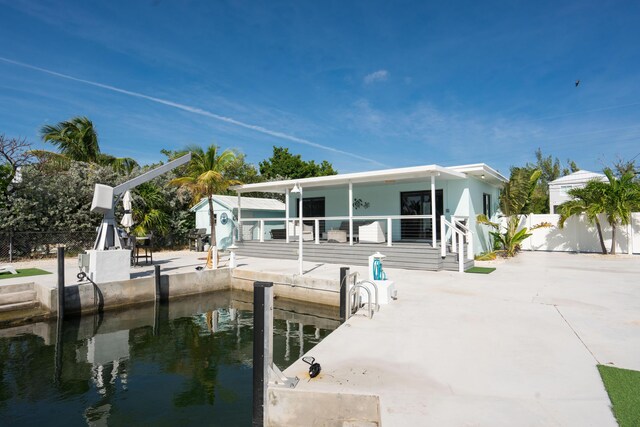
[363,70,389,85]
[0,56,385,166]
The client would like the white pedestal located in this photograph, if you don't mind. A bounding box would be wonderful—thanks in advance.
[360,280,396,305]
[88,249,131,283]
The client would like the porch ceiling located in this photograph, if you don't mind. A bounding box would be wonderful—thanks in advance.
[232,164,466,194]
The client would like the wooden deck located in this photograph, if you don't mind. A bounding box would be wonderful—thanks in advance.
[234,240,473,271]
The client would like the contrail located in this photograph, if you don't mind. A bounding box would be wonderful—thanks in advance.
[0,56,384,166]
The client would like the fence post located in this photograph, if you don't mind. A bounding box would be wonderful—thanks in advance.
[253,281,274,427]
[339,267,350,323]
[57,247,65,319]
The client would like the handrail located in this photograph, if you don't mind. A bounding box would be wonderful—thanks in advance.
[357,280,380,312]
[440,216,466,273]
[452,218,473,260]
[236,214,434,222]
[348,284,374,319]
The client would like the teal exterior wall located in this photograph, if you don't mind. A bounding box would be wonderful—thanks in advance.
[288,177,501,254]
[194,200,284,249]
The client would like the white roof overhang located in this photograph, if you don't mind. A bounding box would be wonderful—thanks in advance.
[232,164,468,194]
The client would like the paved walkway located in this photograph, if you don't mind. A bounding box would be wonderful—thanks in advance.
[243,252,638,426]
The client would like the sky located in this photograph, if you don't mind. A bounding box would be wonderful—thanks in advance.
[1,0,640,175]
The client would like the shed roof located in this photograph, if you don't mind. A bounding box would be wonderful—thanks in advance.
[549,170,606,186]
[190,195,285,212]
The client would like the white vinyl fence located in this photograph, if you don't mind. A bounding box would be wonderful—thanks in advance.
[514,213,640,254]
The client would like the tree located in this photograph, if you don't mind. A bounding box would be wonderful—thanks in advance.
[600,169,640,254]
[0,135,33,194]
[169,145,241,256]
[557,169,640,255]
[259,146,337,180]
[477,167,551,257]
[526,148,579,213]
[557,180,609,254]
[36,116,138,174]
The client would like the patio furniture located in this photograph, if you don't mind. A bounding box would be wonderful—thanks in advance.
[270,228,286,239]
[327,229,348,243]
[188,228,208,251]
[0,265,17,275]
[338,220,372,242]
[288,222,313,241]
[359,221,386,243]
[133,234,153,265]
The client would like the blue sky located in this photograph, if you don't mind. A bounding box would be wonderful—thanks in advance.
[1,0,640,174]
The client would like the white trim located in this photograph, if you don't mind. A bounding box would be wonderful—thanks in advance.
[349,182,353,246]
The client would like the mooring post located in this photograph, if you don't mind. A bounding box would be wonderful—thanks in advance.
[154,265,161,302]
[339,267,350,323]
[252,281,273,427]
[57,247,65,319]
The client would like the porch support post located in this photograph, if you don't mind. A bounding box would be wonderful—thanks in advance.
[431,175,437,248]
[298,188,304,275]
[314,219,320,244]
[285,188,290,243]
[387,217,392,247]
[349,182,353,246]
[237,192,242,242]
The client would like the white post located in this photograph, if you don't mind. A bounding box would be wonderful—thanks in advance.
[458,232,464,273]
[315,219,320,244]
[431,175,437,248]
[237,192,242,242]
[452,226,457,253]
[349,182,354,246]
[440,217,446,257]
[285,188,290,244]
[298,188,303,275]
[259,220,264,242]
[387,217,392,247]
[467,227,474,260]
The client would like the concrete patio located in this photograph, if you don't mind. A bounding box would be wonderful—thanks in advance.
[261,251,638,426]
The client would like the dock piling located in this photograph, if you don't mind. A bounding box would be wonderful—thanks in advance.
[252,281,273,427]
[339,267,349,323]
[57,247,65,319]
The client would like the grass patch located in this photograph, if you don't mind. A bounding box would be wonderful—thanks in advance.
[0,268,52,280]
[465,266,496,274]
[598,364,640,427]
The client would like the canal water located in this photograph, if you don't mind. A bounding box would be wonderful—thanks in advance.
[0,290,339,426]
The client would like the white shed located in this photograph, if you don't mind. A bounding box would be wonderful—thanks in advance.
[190,195,285,249]
[548,170,606,213]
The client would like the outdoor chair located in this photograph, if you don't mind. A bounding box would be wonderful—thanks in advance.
[359,221,386,243]
[0,265,18,275]
[132,234,153,266]
[288,222,313,241]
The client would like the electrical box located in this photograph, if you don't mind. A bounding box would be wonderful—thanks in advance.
[78,252,90,274]
[91,184,114,214]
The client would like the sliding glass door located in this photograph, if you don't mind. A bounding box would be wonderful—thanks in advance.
[400,190,443,240]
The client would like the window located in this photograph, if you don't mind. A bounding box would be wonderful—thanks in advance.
[483,193,492,217]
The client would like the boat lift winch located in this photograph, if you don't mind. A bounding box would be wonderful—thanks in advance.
[79,153,192,283]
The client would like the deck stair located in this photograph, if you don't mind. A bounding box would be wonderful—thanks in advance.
[234,241,474,272]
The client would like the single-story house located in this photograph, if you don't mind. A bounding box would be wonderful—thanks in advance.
[190,195,285,249]
[548,170,606,214]
[229,163,507,272]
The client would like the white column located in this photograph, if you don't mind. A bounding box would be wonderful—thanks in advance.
[431,175,437,248]
[387,217,392,247]
[349,182,353,246]
[285,188,290,243]
[237,192,242,242]
[259,220,264,242]
[298,188,303,275]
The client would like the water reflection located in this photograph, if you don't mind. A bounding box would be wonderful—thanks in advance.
[0,290,339,426]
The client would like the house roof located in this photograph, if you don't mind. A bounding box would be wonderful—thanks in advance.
[549,170,606,186]
[231,163,507,193]
[190,195,285,212]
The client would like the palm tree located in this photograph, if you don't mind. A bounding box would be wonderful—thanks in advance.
[169,145,241,257]
[36,116,138,173]
[557,180,608,254]
[601,169,640,254]
[557,169,640,255]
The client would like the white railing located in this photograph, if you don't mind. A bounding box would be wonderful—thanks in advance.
[236,215,435,247]
[440,215,472,273]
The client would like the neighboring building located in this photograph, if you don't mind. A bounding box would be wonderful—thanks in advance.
[190,195,285,249]
[548,170,606,214]
[228,163,507,271]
